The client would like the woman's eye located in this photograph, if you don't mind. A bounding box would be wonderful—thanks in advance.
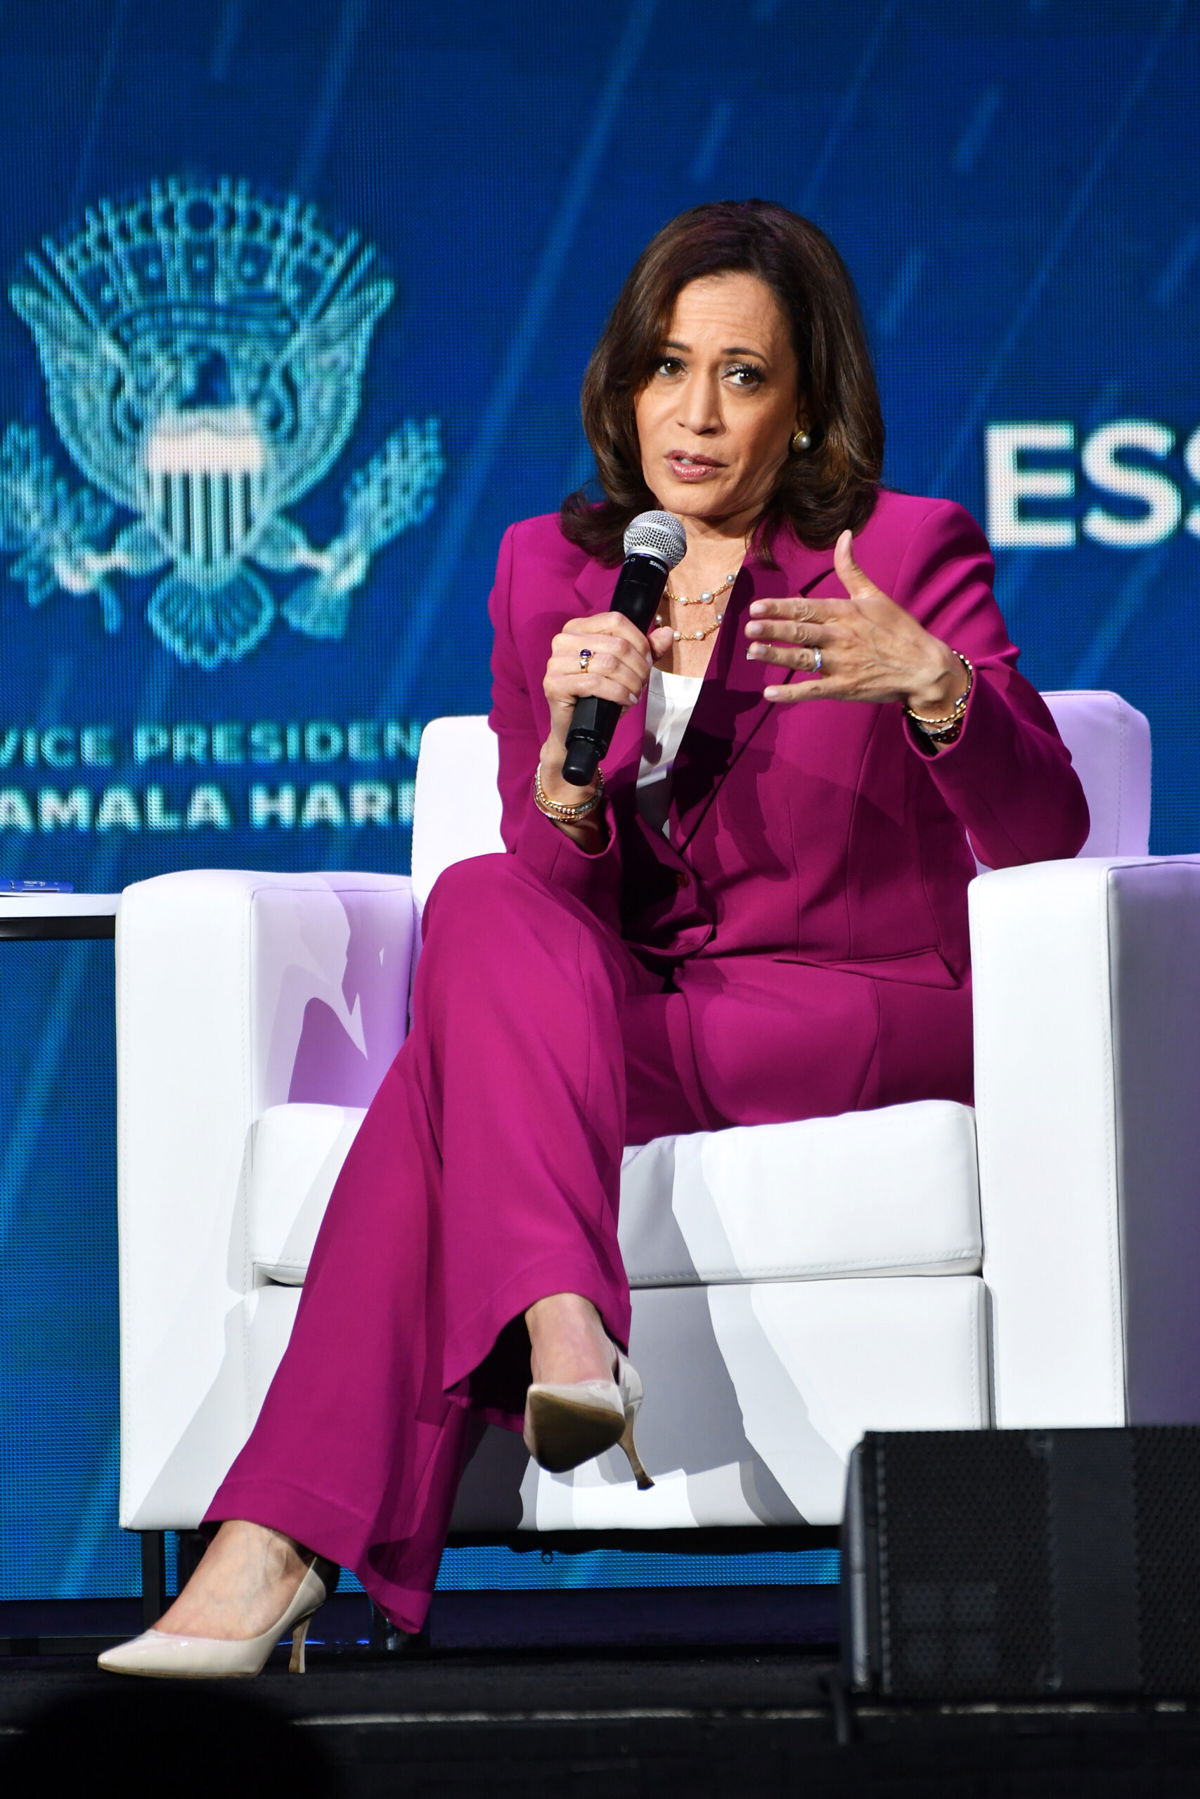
[654,357,684,378]
[727,363,764,388]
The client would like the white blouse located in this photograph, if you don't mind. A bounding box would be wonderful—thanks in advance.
[636,668,704,836]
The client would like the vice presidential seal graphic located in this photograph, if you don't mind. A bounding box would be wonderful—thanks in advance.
[0,176,443,666]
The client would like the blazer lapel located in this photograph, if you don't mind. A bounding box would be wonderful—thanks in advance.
[668,533,837,849]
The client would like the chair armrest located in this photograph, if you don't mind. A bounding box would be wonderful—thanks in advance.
[116,869,417,1527]
[970,855,1200,1429]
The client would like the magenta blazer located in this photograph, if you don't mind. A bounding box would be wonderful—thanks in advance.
[486,491,1089,1125]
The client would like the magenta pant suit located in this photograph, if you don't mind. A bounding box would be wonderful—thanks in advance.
[208,491,1089,1629]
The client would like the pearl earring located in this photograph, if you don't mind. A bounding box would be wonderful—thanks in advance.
[790,427,812,455]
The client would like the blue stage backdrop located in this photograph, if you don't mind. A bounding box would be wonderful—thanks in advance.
[0,0,1196,1600]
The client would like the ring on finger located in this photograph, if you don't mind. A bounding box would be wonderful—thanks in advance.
[578,647,593,673]
[811,648,823,677]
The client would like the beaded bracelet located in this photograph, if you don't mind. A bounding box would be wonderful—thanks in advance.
[918,717,963,746]
[905,652,974,737]
[534,764,606,821]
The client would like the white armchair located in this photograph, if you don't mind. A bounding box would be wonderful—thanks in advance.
[114,692,1200,1554]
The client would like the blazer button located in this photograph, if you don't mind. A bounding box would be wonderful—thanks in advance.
[675,869,691,889]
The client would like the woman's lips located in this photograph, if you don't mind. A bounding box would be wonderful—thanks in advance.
[665,452,724,481]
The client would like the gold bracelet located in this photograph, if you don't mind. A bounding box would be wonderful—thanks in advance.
[534,764,606,821]
[906,652,974,730]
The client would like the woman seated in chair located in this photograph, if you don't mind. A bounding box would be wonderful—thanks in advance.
[100,200,1088,1677]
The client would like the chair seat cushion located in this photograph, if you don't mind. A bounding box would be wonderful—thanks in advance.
[619,1099,981,1283]
[246,1097,982,1287]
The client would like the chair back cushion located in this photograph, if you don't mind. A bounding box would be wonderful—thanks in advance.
[411,716,504,911]
[410,691,1149,907]
[1041,691,1149,858]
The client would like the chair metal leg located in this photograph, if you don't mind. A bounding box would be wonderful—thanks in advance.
[140,1531,168,1630]
[177,1529,208,1589]
[139,1528,210,1628]
[369,1598,429,1654]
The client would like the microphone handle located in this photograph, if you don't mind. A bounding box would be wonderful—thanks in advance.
[560,555,669,787]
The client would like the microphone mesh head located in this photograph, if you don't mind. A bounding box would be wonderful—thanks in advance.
[624,510,687,568]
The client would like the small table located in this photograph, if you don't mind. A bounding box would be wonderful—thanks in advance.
[0,894,118,941]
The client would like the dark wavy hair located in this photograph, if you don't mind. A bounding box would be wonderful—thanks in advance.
[561,200,883,563]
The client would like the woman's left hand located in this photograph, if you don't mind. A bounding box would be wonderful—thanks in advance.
[745,529,967,715]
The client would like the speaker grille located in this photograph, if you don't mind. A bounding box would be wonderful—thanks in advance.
[1133,1428,1200,1692]
[874,1433,1055,1698]
[851,1428,1200,1700]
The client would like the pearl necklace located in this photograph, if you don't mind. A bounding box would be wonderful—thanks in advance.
[664,568,739,606]
[653,565,739,644]
[654,609,726,644]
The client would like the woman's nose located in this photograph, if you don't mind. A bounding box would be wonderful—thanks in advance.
[677,373,722,435]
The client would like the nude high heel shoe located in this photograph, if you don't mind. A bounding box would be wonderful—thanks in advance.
[523,1351,654,1490]
[96,1555,338,1678]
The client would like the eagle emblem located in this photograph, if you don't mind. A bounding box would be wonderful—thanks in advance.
[0,176,443,667]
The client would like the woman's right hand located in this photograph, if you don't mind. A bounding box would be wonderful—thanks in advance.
[539,611,672,788]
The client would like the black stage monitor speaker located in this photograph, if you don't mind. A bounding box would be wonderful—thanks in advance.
[843,1427,1200,1700]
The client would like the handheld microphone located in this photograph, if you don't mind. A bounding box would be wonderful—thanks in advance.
[560,509,687,786]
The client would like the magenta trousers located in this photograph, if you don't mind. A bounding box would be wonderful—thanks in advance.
[206,854,725,1629]
[207,851,972,1628]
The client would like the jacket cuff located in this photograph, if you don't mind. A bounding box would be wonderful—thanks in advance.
[913,674,1090,866]
[510,792,625,931]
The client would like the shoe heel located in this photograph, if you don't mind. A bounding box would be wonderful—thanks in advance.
[618,1413,655,1491]
[288,1616,311,1675]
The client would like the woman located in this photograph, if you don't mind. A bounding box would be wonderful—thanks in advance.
[100,200,1088,1677]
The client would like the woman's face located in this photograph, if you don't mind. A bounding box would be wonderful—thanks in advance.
[633,270,802,540]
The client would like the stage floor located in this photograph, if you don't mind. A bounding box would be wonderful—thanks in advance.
[4,1594,1200,1796]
